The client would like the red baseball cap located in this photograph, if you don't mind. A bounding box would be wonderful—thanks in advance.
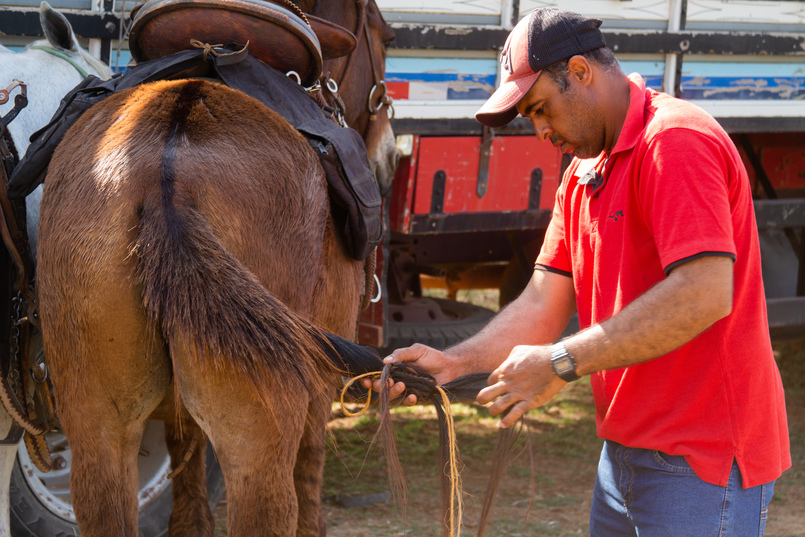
[476,8,606,128]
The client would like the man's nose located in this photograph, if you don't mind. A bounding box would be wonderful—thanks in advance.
[530,117,551,142]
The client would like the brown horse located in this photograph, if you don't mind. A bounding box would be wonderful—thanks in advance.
[35,1,396,536]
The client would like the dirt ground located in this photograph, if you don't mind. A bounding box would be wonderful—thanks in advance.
[213,342,805,536]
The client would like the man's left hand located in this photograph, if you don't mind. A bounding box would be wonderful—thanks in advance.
[477,345,567,428]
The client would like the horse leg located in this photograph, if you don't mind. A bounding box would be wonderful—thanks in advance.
[165,420,214,537]
[293,390,334,537]
[292,234,364,537]
[67,417,147,535]
[38,270,170,537]
[170,343,308,537]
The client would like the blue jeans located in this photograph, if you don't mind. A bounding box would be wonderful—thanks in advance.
[590,440,774,537]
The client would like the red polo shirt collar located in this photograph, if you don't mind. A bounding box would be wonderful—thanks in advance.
[609,73,647,157]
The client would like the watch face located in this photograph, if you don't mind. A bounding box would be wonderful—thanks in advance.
[554,356,574,374]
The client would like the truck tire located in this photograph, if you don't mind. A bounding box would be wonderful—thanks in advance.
[9,421,225,537]
[382,297,496,352]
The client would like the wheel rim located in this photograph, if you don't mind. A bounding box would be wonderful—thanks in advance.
[17,420,172,523]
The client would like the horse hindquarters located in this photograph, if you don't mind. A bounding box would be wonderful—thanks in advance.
[127,80,350,536]
[39,78,356,537]
[135,193,337,537]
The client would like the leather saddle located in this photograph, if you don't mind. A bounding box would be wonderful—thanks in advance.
[128,0,357,86]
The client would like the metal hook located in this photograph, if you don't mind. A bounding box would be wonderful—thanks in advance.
[370,274,382,303]
[31,363,48,384]
[286,70,302,85]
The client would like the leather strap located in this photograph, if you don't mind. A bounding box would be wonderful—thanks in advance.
[0,127,28,292]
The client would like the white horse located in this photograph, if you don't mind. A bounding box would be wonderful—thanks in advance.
[1,1,111,259]
[0,3,110,536]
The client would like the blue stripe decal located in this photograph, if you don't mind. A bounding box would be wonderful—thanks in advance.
[386,57,497,75]
[620,60,664,76]
[683,61,805,77]
[680,76,805,99]
[642,75,664,90]
[386,72,497,84]
[446,87,496,100]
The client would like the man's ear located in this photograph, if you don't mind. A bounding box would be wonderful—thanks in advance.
[567,56,593,87]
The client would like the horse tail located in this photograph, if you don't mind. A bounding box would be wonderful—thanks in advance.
[134,197,386,403]
[131,81,382,402]
[321,334,385,373]
[135,193,341,395]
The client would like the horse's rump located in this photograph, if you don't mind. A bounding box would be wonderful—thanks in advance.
[39,78,345,407]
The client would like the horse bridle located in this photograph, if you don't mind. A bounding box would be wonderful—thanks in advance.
[284,0,393,131]
[331,0,394,124]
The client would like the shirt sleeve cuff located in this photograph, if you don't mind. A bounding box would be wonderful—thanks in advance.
[664,251,736,275]
[535,264,573,278]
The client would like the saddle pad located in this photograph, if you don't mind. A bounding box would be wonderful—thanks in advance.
[129,0,323,86]
[9,47,382,260]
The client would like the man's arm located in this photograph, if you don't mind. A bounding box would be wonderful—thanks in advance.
[367,268,576,402]
[480,255,733,426]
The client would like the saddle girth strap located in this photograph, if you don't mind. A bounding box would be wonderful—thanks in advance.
[0,125,29,292]
[0,120,50,445]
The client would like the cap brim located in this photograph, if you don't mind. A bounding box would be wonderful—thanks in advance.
[475,71,541,128]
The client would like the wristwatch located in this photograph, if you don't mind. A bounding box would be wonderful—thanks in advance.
[550,343,580,382]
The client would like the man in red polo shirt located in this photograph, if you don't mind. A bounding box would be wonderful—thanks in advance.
[368,7,790,536]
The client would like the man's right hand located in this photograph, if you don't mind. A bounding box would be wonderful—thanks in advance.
[360,343,459,405]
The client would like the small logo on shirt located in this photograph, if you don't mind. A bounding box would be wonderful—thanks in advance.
[608,211,624,221]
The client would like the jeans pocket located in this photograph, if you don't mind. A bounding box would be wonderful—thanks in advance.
[652,450,696,473]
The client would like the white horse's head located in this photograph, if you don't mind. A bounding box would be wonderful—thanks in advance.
[0,1,113,263]
[1,1,112,154]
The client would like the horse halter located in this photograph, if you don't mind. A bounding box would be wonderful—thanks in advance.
[359,8,394,118]
[284,0,393,130]
[332,0,394,123]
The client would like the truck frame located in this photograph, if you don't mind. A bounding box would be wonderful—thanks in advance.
[357,0,805,349]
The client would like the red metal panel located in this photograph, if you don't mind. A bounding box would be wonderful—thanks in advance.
[413,136,562,215]
[386,81,409,100]
[732,133,805,194]
[388,136,419,234]
[490,136,563,210]
[413,137,480,214]
[761,147,805,191]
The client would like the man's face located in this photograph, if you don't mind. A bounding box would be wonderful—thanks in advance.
[515,70,605,159]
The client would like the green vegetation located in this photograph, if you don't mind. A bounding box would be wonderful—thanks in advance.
[216,343,805,536]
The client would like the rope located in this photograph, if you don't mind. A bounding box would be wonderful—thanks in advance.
[23,430,52,472]
[339,371,378,417]
[339,368,463,537]
[0,376,45,436]
[277,0,309,26]
[189,40,250,62]
[167,433,198,480]
[436,383,462,537]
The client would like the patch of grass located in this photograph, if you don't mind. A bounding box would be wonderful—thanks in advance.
[422,288,501,312]
[321,378,600,535]
[537,495,585,508]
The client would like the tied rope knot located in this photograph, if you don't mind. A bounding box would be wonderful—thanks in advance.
[340,363,463,537]
[190,40,250,62]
